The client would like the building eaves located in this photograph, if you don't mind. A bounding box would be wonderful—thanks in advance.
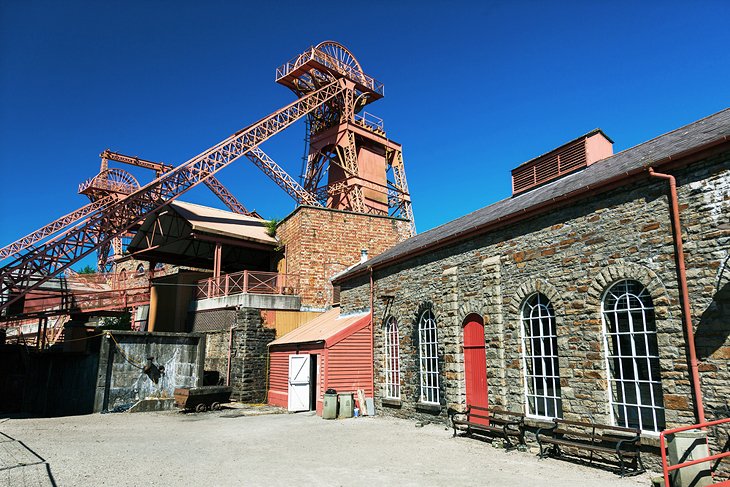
[333,107,730,284]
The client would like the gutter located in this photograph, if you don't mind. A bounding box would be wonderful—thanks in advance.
[334,135,729,284]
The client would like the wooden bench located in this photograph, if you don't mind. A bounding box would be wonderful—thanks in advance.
[536,418,644,477]
[448,405,525,448]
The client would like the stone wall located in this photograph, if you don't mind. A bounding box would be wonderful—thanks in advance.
[195,308,276,402]
[340,151,730,469]
[277,206,410,309]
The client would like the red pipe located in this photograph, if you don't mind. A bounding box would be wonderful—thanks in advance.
[226,325,234,386]
[649,167,705,425]
[660,417,730,487]
[369,266,375,399]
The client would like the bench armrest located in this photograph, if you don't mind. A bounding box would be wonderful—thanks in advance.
[447,406,468,424]
[615,434,641,452]
[535,419,559,438]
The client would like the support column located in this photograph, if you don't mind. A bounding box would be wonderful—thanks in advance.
[213,242,222,279]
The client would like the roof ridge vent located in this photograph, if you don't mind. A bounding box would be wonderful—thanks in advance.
[511,129,613,195]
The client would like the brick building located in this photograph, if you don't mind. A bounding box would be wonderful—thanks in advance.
[276,205,411,309]
[333,108,730,470]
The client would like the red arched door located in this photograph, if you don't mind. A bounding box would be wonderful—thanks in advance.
[463,314,489,425]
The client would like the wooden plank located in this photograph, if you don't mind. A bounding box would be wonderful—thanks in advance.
[357,389,367,416]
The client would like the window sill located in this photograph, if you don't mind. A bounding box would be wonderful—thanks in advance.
[523,415,557,428]
[382,398,402,408]
[416,402,442,414]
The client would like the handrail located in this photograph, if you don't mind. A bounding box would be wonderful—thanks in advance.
[660,418,730,487]
[196,270,299,300]
[276,46,385,96]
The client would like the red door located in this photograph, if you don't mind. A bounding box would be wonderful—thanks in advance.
[463,314,489,425]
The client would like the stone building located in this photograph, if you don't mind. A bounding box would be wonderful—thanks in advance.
[333,108,730,469]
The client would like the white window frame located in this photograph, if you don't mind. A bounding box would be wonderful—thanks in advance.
[520,293,562,419]
[383,316,401,399]
[418,309,440,404]
[601,279,665,433]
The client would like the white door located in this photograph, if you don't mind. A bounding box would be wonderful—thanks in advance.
[288,354,311,412]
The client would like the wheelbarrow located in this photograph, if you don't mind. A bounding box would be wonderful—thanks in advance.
[174,385,233,412]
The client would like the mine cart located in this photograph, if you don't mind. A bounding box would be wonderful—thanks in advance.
[174,385,233,412]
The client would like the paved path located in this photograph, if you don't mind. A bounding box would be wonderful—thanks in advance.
[1,410,655,486]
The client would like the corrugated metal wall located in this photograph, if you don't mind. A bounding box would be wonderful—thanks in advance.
[325,323,373,397]
[267,350,290,408]
[267,344,324,410]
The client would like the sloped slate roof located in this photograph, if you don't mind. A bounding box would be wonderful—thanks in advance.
[335,107,730,282]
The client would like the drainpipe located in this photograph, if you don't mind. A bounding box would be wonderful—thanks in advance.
[370,266,375,398]
[226,325,234,387]
[648,167,705,425]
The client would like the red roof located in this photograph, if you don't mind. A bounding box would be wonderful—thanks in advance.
[268,308,370,348]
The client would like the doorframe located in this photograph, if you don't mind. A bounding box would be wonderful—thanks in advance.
[309,354,318,411]
[462,313,489,410]
[287,353,311,412]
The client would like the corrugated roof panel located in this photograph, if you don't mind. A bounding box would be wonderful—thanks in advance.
[171,201,277,246]
[268,308,370,347]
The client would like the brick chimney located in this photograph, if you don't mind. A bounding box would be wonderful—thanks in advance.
[511,129,613,195]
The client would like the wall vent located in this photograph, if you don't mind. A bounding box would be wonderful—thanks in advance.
[511,129,613,195]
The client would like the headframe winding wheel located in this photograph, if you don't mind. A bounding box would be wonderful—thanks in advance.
[315,41,364,77]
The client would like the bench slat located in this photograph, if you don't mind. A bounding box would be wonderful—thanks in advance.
[539,437,640,456]
[450,405,526,447]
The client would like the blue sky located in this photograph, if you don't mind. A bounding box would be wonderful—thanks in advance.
[1,1,729,269]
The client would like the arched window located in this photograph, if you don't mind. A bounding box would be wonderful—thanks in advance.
[520,293,562,418]
[602,280,665,432]
[383,316,400,399]
[418,309,439,404]
[135,263,145,276]
[118,269,127,282]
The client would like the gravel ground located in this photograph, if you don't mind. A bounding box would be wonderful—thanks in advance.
[1,410,657,486]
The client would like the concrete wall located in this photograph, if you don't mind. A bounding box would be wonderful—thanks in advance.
[149,271,208,332]
[339,151,730,471]
[94,331,204,412]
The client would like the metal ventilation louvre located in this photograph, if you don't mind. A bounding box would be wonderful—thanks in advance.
[512,129,613,195]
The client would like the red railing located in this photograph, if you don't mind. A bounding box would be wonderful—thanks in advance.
[660,418,730,487]
[196,270,299,300]
[4,269,167,320]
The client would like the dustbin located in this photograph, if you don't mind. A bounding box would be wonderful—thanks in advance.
[323,391,338,420]
[337,393,353,419]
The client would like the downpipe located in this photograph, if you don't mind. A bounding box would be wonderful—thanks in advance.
[226,325,234,387]
[370,266,375,398]
[648,167,705,424]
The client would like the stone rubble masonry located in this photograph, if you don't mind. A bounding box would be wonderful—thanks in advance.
[198,308,275,403]
[277,206,411,309]
[340,150,730,472]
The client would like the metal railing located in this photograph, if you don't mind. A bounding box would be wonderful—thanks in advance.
[196,270,299,300]
[660,418,730,487]
[354,111,385,133]
[276,46,385,96]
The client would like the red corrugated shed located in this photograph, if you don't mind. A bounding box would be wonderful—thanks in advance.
[267,308,372,415]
